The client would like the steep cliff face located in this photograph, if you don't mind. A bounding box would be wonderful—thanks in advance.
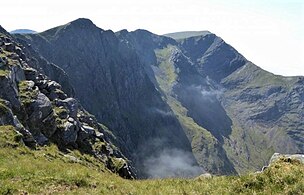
[168,32,303,173]
[177,33,247,81]
[16,19,198,178]
[0,26,134,179]
[15,37,75,97]
[14,19,304,176]
[118,30,239,174]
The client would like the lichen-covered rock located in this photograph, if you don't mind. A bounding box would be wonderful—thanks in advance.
[46,81,61,92]
[258,153,304,173]
[77,127,91,141]
[7,53,19,60]
[269,153,304,164]
[12,116,36,146]
[26,93,57,137]
[82,124,95,135]
[0,71,22,111]
[36,79,48,89]
[11,64,26,84]
[0,100,36,147]
[24,67,38,81]
[108,157,135,179]
[118,162,135,179]
[62,120,79,144]
[0,101,15,125]
[0,57,5,66]
[195,173,213,180]
[34,133,49,145]
[58,98,78,119]
[14,46,26,60]
[4,42,15,52]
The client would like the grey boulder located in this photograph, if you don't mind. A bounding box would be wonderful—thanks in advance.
[269,153,304,164]
[27,93,56,137]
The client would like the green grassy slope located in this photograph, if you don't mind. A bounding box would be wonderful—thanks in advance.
[1,125,303,194]
[153,45,237,175]
[221,62,304,173]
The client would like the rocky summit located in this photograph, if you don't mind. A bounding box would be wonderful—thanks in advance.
[0,18,303,182]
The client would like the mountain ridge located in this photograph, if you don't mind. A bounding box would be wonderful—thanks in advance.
[15,18,199,178]
[9,18,304,177]
[10,29,37,34]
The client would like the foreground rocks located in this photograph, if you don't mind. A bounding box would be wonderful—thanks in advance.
[258,153,304,173]
[269,153,304,164]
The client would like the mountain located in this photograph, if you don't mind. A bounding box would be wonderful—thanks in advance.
[174,31,303,172]
[14,19,199,178]
[10,29,36,34]
[119,30,303,174]
[11,18,304,177]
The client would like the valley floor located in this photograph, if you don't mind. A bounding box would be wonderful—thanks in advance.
[0,125,303,195]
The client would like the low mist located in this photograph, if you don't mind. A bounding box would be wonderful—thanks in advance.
[190,85,222,97]
[143,148,204,179]
[149,107,174,117]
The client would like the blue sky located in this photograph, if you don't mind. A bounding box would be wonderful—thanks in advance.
[1,0,303,76]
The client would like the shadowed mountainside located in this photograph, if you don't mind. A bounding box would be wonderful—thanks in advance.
[15,19,198,178]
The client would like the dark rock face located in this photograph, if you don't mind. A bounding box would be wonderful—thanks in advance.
[178,33,247,81]
[4,43,15,52]
[116,30,237,174]
[26,92,56,138]
[13,20,304,176]
[0,71,22,111]
[0,100,36,146]
[59,98,78,118]
[117,30,303,175]
[62,118,78,144]
[0,27,135,179]
[15,37,75,97]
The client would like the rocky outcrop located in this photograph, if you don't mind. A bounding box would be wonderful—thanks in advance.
[0,100,36,146]
[257,153,304,173]
[0,27,135,179]
[269,153,304,164]
[15,37,75,97]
